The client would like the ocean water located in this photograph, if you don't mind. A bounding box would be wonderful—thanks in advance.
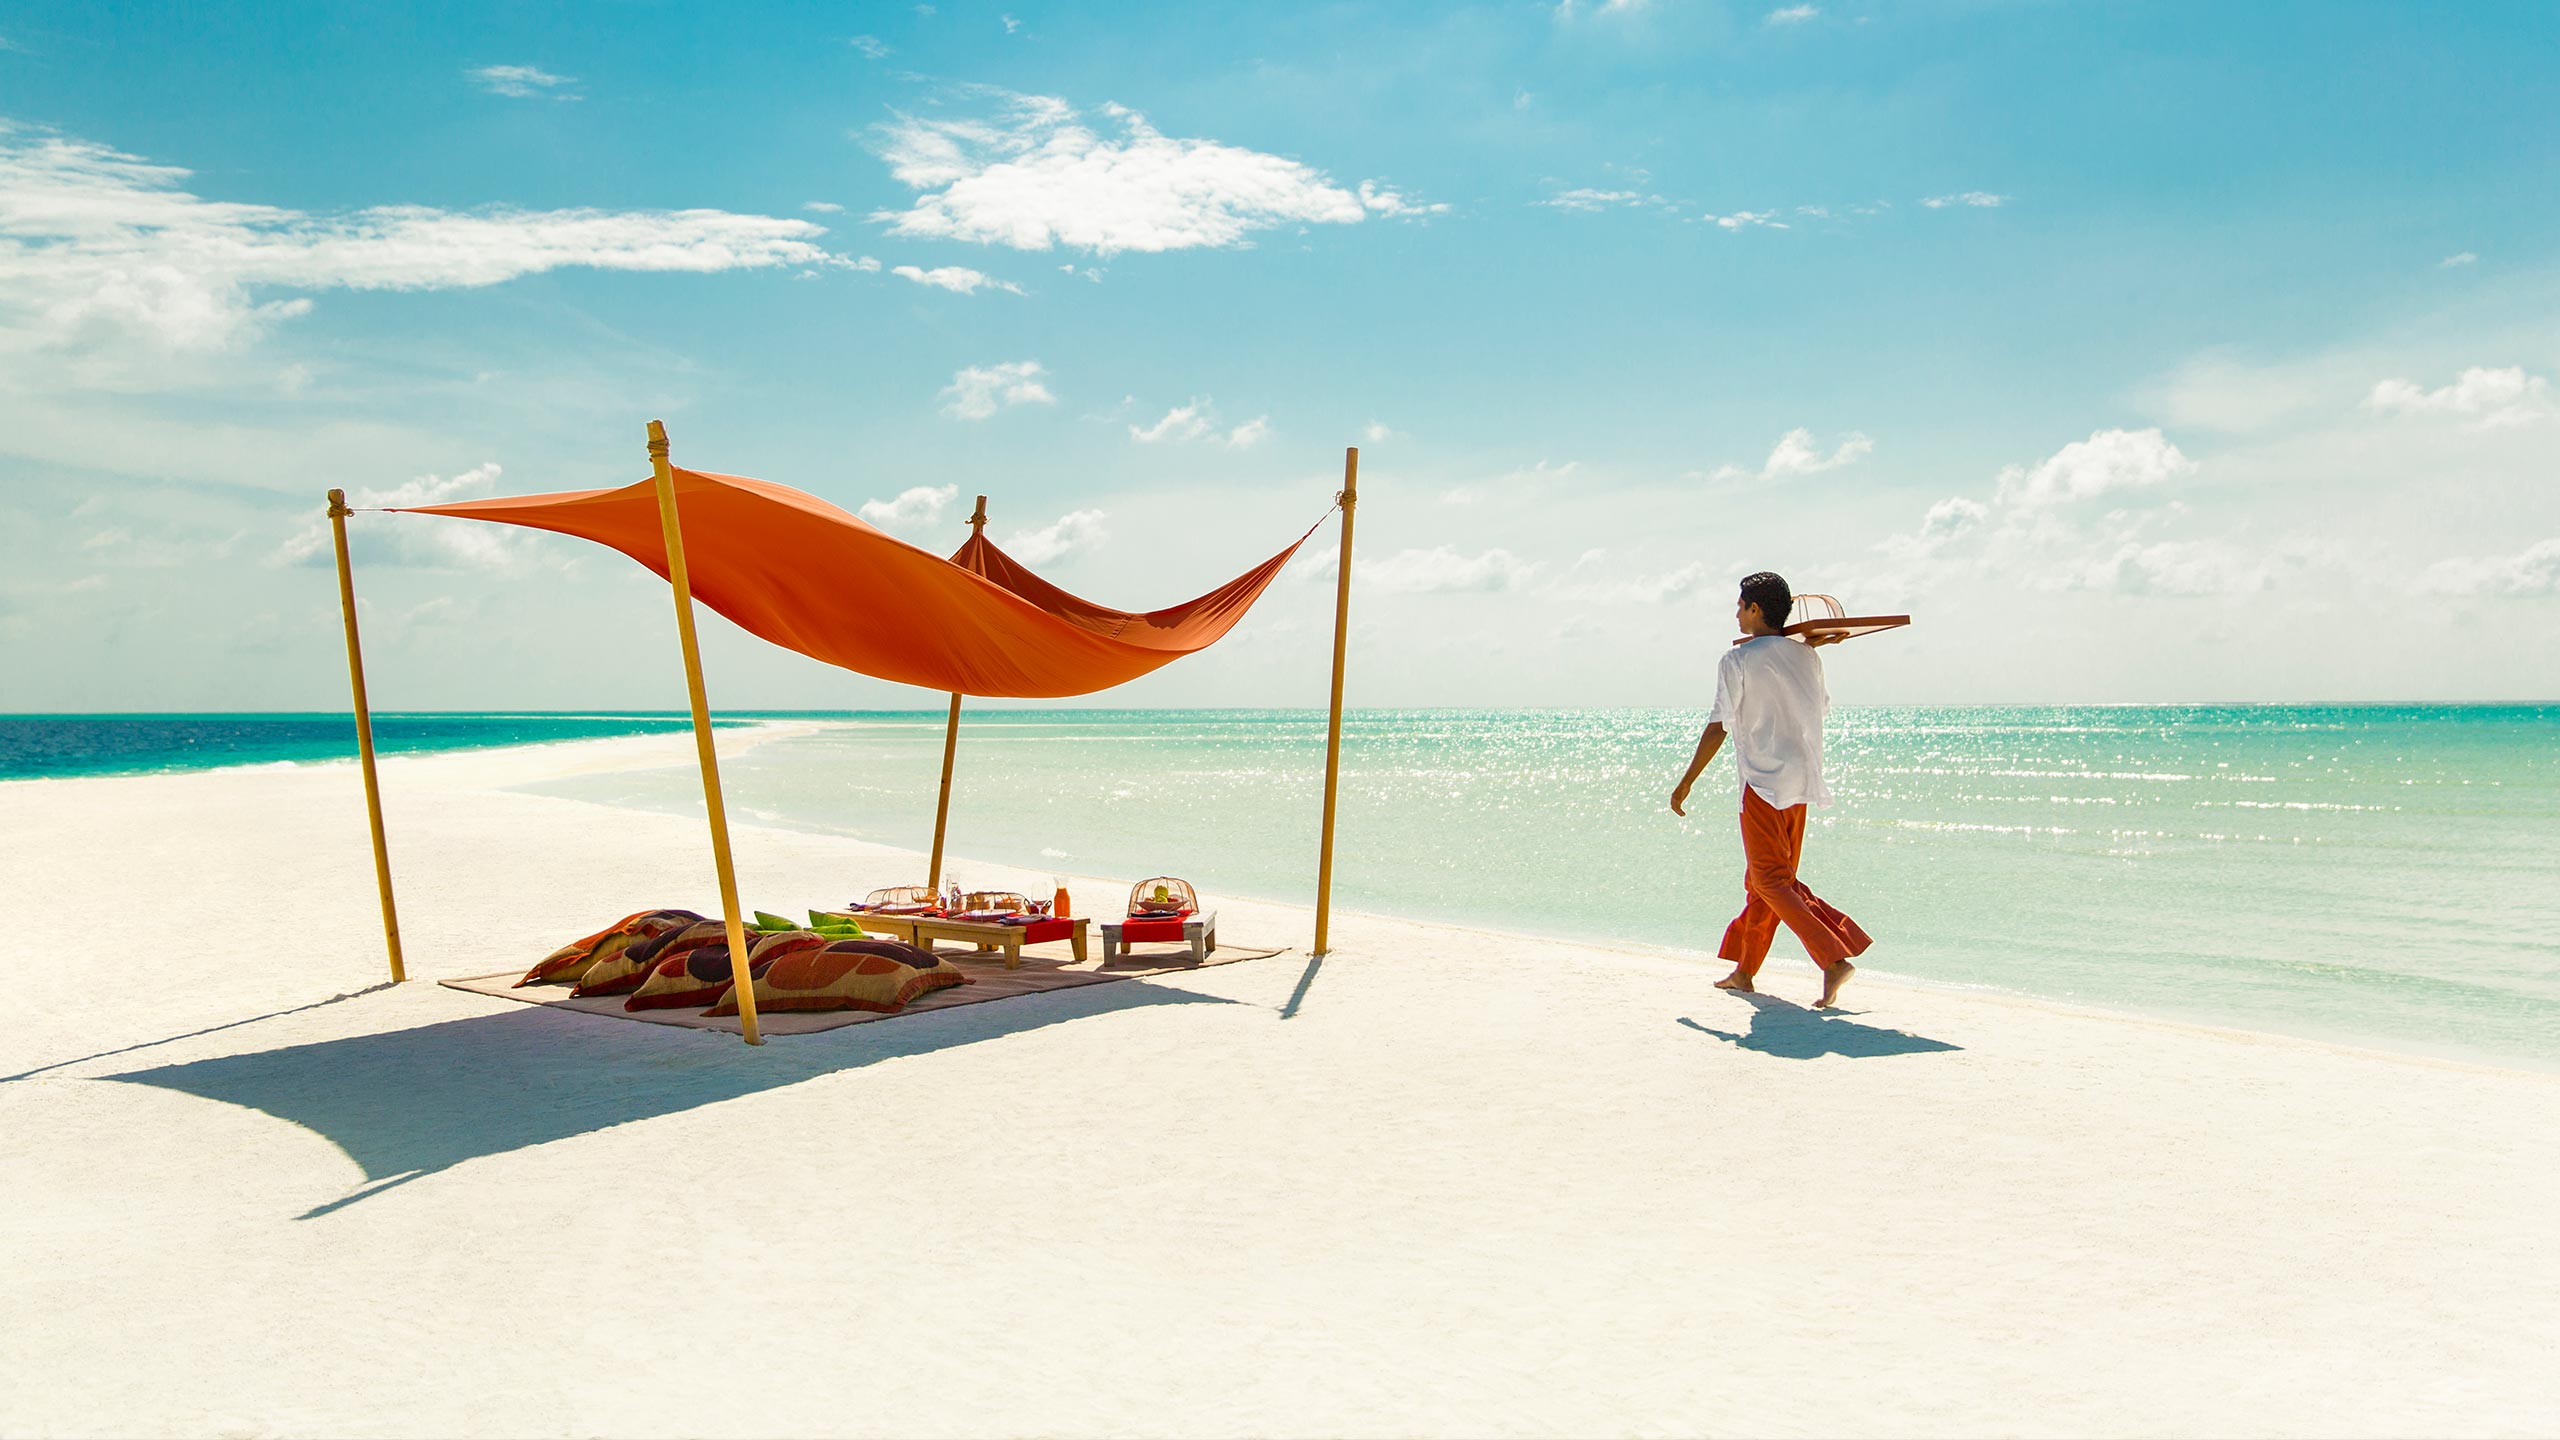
[515,705,2560,1070]
[0,713,713,780]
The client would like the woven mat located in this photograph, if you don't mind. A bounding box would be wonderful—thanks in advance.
[439,940,1288,1036]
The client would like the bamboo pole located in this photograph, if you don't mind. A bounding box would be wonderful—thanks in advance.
[648,421,762,1046]
[927,692,962,891]
[327,489,406,984]
[926,496,989,892]
[1313,448,1358,958]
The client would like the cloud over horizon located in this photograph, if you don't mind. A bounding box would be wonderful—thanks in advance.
[868,92,1440,255]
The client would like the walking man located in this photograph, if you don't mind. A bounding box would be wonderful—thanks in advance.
[1670,571,1872,1006]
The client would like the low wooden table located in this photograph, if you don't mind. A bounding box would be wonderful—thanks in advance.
[819,911,1087,970]
[1100,910,1218,963]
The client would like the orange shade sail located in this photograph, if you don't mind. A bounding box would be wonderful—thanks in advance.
[400,468,1323,699]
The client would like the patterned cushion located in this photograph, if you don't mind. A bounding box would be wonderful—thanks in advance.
[704,937,971,1016]
[573,917,732,998]
[517,909,702,988]
[625,930,829,1011]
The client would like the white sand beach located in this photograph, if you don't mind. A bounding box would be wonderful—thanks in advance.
[4,728,2556,1439]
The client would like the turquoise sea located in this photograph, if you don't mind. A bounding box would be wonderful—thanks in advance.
[10,707,2557,1069]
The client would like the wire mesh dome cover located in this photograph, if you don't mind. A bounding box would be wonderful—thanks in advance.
[1128,877,1198,917]
[862,885,938,908]
[1791,592,1847,624]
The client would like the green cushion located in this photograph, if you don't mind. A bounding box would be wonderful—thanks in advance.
[753,910,799,933]
[807,910,865,937]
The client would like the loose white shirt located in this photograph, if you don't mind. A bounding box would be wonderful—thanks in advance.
[1707,634,1832,810]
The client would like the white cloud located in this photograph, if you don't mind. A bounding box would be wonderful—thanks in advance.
[1555,551,1709,605]
[1006,509,1108,564]
[845,255,882,272]
[1921,191,2008,209]
[468,65,580,100]
[1712,427,1873,482]
[1553,0,1650,19]
[868,91,1438,255]
[1128,398,1266,448]
[2059,539,2281,597]
[0,123,835,364]
[1360,420,1401,443]
[1002,14,1022,34]
[272,463,521,569]
[859,483,960,529]
[1704,210,1787,231]
[804,201,845,214]
[2362,366,2552,429]
[1995,427,2194,508]
[1765,5,1821,24]
[2412,538,2560,597]
[891,263,1024,295]
[850,35,891,59]
[1538,187,1666,213]
[938,359,1055,420]
[1919,495,1989,544]
[1131,401,1213,444]
[2440,251,2478,268]
[1362,546,1541,595]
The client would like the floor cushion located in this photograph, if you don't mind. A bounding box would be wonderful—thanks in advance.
[704,937,971,1016]
[573,917,730,997]
[517,909,702,988]
[625,930,829,1011]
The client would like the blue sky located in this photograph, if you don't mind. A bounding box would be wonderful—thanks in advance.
[2,0,2554,710]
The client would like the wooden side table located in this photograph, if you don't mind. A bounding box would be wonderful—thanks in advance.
[1100,910,1218,963]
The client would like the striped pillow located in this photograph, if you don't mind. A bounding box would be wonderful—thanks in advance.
[517,909,702,988]
[624,930,829,1011]
[704,938,970,1016]
[573,917,730,998]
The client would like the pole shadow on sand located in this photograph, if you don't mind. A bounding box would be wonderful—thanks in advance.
[1678,991,1962,1060]
[105,979,1238,1220]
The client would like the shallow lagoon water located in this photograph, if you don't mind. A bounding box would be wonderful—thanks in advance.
[518,704,2560,1070]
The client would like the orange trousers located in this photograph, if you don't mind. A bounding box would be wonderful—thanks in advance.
[1717,787,1872,977]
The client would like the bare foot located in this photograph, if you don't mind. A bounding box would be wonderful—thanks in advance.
[1713,968,1756,992]
[1815,960,1855,1008]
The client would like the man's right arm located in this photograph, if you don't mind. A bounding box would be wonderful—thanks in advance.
[1670,722,1725,817]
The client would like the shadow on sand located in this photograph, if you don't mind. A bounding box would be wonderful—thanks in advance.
[1678,990,1962,1060]
[105,979,1237,1219]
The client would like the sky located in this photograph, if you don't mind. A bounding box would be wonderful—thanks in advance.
[2,0,2555,712]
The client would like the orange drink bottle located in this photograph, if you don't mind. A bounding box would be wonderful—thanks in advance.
[1053,883,1071,919]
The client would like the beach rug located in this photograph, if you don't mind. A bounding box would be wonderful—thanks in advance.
[441,941,1288,1037]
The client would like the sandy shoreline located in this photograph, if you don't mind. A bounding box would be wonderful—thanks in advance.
[4,729,2557,1438]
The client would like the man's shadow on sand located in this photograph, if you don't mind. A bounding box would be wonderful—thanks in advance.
[1679,990,1961,1060]
[102,979,1237,1220]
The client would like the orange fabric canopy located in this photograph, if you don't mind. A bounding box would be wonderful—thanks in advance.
[400,468,1322,699]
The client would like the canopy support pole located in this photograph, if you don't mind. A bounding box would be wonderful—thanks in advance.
[927,692,962,890]
[327,489,405,984]
[1313,448,1358,958]
[925,495,987,894]
[649,421,762,1046]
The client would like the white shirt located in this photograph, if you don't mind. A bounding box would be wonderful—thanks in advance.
[1708,634,1832,810]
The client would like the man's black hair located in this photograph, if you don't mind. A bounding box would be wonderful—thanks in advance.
[1739,571,1792,627]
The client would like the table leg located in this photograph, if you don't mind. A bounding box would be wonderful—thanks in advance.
[1004,937,1020,970]
[1070,926,1089,963]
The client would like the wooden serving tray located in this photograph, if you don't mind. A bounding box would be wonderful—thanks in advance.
[1733,615,1912,644]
